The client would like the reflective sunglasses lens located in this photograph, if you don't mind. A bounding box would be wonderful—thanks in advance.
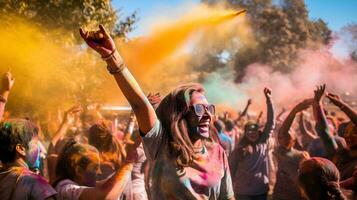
[194,105,205,116]
[208,105,215,115]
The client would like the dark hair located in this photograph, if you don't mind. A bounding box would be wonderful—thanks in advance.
[88,120,123,167]
[224,119,235,132]
[298,157,346,200]
[155,83,219,168]
[214,120,225,133]
[54,139,99,186]
[0,119,39,163]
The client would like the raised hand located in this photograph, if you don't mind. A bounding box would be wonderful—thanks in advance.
[63,106,82,125]
[314,84,326,103]
[247,98,252,105]
[79,25,116,57]
[326,92,344,107]
[1,72,15,92]
[264,87,272,99]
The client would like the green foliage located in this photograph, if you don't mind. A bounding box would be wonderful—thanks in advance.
[201,0,332,81]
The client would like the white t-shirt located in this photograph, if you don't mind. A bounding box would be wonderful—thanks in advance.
[55,179,89,200]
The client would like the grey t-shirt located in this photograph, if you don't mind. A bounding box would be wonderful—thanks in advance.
[230,142,270,195]
[141,120,234,200]
[0,166,57,200]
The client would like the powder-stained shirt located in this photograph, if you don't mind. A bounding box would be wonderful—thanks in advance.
[55,179,89,200]
[0,166,56,200]
[273,147,308,200]
[141,120,234,200]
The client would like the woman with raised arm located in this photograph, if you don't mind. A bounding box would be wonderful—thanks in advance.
[326,92,357,180]
[273,99,311,200]
[80,25,234,200]
[229,88,274,200]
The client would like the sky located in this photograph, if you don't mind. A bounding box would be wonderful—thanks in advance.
[113,0,357,37]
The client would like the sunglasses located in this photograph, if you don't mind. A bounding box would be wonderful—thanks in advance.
[189,104,215,117]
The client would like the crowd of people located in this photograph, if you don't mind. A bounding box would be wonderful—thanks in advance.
[1,25,357,200]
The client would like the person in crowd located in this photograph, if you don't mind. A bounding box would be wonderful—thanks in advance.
[0,72,14,121]
[88,120,126,181]
[0,119,57,199]
[325,92,357,180]
[229,88,274,200]
[297,157,346,200]
[53,137,139,200]
[307,85,347,159]
[79,25,234,200]
[47,106,82,184]
[273,99,311,200]
[214,119,234,157]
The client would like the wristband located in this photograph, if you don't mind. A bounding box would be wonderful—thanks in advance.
[102,48,117,61]
[107,62,126,74]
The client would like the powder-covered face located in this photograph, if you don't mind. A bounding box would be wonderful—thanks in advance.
[186,92,212,139]
[25,136,40,169]
[76,152,101,187]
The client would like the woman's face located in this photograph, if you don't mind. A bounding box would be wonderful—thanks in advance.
[186,92,213,139]
[76,153,101,187]
[245,124,260,143]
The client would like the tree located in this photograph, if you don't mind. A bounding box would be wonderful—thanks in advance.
[0,0,137,119]
[200,0,332,81]
[342,23,357,62]
[0,0,137,43]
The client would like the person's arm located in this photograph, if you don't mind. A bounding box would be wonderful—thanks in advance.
[298,112,317,141]
[313,84,338,156]
[327,93,357,126]
[50,106,81,148]
[0,72,15,121]
[278,99,313,148]
[261,88,275,142]
[79,25,156,134]
[237,99,252,121]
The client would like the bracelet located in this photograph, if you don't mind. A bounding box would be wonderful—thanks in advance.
[107,62,126,74]
[0,95,6,103]
[102,48,117,61]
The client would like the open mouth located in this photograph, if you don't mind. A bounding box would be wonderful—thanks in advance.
[198,121,210,133]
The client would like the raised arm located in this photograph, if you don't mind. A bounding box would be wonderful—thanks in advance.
[79,25,156,134]
[261,88,275,141]
[327,92,357,126]
[313,84,338,156]
[50,106,81,148]
[0,72,15,121]
[237,99,252,121]
[298,112,317,140]
[278,99,312,148]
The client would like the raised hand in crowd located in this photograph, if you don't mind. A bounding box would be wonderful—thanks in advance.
[313,84,338,157]
[80,25,156,135]
[0,72,15,121]
[327,92,357,126]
